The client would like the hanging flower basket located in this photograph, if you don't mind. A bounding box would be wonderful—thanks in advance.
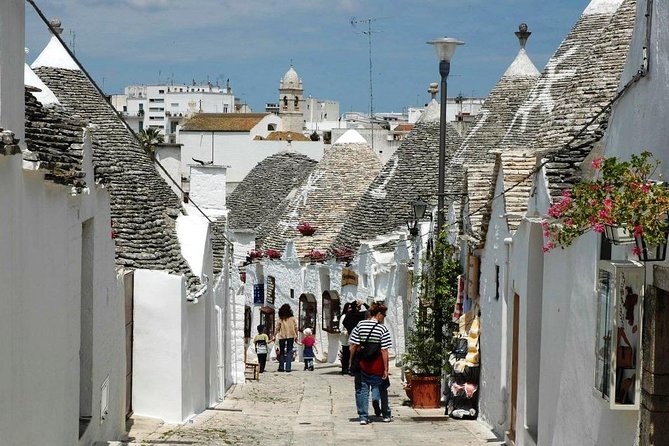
[265,249,282,260]
[543,152,669,258]
[306,249,327,263]
[297,222,317,236]
[332,247,355,262]
[247,249,263,262]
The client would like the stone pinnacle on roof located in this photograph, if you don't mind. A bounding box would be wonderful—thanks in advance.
[428,83,439,100]
[334,129,367,145]
[515,23,531,49]
[31,20,79,72]
[503,23,540,78]
[49,18,63,36]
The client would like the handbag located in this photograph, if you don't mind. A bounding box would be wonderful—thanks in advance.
[358,323,381,361]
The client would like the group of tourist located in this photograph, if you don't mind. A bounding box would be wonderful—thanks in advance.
[253,300,393,425]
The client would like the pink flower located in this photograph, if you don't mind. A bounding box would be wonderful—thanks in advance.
[632,246,642,256]
[642,183,651,193]
[541,220,549,229]
[603,198,613,209]
[543,230,550,238]
[565,218,574,226]
[633,225,643,237]
[543,242,555,253]
[591,158,603,169]
[599,209,609,219]
[562,190,571,199]
[593,223,605,233]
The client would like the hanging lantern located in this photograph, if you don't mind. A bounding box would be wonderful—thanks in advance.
[635,233,668,262]
[604,224,635,245]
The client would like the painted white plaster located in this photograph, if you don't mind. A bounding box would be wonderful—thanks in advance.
[31,35,80,71]
[24,63,59,105]
[0,119,124,444]
[417,99,440,123]
[177,130,323,193]
[503,48,541,78]
[132,269,206,423]
[583,0,624,16]
[189,165,227,211]
[177,215,210,279]
[369,154,399,199]
[334,128,367,144]
[0,0,26,142]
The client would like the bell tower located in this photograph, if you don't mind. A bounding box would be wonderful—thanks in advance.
[278,65,304,133]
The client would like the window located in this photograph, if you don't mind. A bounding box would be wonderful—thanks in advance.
[158,89,165,94]
[495,265,500,300]
[322,290,341,333]
[267,124,277,131]
[253,283,264,305]
[266,276,276,306]
[244,306,252,338]
[298,293,317,332]
[259,306,275,336]
[594,261,643,409]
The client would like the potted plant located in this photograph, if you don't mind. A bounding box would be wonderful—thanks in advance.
[402,232,461,408]
[544,151,669,260]
[402,307,447,408]
[265,248,282,260]
[247,249,263,262]
[297,222,317,236]
[306,248,327,263]
[332,246,354,263]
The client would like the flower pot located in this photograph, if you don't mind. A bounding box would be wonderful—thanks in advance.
[407,375,441,408]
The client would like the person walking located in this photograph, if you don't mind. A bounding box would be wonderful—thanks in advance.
[253,324,269,373]
[349,302,392,425]
[274,303,298,372]
[339,302,354,375]
[300,328,317,371]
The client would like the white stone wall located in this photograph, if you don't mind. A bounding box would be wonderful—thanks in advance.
[133,270,208,423]
[177,130,324,192]
[0,145,124,443]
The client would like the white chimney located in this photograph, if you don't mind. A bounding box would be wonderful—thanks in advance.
[189,165,228,212]
[0,0,25,143]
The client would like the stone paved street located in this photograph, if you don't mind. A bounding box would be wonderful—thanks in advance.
[118,362,502,446]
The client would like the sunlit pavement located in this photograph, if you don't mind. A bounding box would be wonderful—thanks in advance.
[119,362,503,446]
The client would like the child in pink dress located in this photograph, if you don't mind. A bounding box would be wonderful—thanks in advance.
[301,328,318,371]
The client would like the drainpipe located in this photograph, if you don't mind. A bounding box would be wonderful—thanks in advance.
[499,236,513,426]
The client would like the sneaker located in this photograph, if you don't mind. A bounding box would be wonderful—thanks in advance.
[382,417,391,423]
[359,419,368,425]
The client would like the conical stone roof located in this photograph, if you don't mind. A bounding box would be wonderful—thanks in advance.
[32,38,201,292]
[333,121,462,251]
[261,132,381,257]
[228,151,318,232]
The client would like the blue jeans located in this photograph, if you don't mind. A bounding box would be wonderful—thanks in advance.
[278,338,294,372]
[355,372,382,421]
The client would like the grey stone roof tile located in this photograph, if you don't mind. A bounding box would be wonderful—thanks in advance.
[34,67,201,292]
[333,121,462,251]
[228,151,318,231]
[261,141,382,257]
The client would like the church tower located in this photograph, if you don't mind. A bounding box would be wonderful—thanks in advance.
[278,65,304,133]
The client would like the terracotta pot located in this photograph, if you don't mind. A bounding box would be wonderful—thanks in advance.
[408,375,441,408]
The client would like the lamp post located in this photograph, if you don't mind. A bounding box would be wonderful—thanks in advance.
[427,37,464,234]
[407,198,428,237]
[427,36,463,344]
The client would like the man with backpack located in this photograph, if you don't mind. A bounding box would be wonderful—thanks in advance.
[348,303,392,425]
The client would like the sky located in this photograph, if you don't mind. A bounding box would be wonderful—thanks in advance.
[25,0,593,114]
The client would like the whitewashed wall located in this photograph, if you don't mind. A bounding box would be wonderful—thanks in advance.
[133,270,207,423]
[177,131,324,192]
[0,148,124,443]
[477,171,513,437]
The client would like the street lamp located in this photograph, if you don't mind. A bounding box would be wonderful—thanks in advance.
[426,37,464,235]
[407,198,429,237]
[427,36,463,346]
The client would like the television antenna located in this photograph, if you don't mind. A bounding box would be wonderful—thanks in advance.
[350,16,387,153]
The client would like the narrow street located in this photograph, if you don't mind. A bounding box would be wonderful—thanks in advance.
[120,362,502,446]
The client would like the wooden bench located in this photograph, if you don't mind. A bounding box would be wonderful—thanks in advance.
[245,362,260,380]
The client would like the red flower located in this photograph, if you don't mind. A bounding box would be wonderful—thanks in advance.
[591,158,603,169]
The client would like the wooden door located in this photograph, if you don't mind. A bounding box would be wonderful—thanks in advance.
[124,271,134,419]
[508,293,520,444]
